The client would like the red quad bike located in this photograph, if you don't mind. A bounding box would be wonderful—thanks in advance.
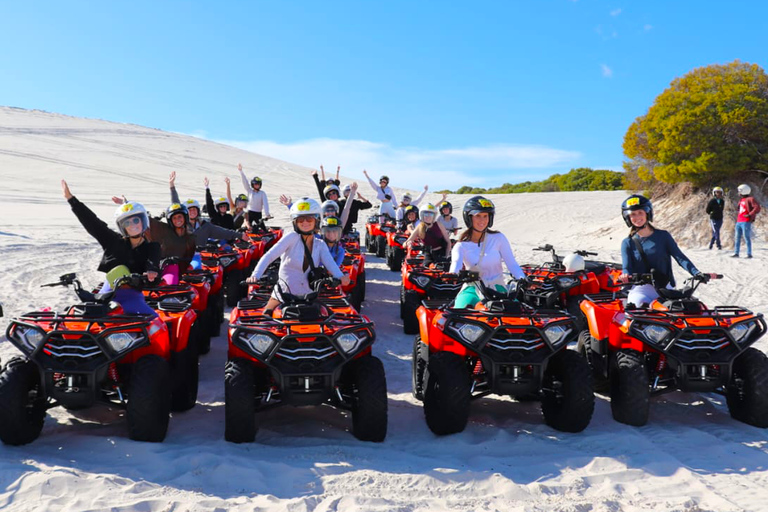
[247,222,283,251]
[365,213,396,257]
[225,277,388,443]
[198,238,247,307]
[579,273,768,427]
[180,267,220,349]
[340,242,367,312]
[413,271,595,436]
[364,214,379,254]
[194,258,225,336]
[400,244,462,335]
[385,229,409,272]
[0,273,173,445]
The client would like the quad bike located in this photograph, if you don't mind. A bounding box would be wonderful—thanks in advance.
[247,222,283,251]
[190,259,225,336]
[364,213,396,257]
[180,267,219,347]
[523,244,622,293]
[579,273,768,427]
[340,242,366,312]
[198,238,247,307]
[385,230,409,272]
[413,271,594,436]
[0,273,173,445]
[400,243,461,335]
[225,277,387,443]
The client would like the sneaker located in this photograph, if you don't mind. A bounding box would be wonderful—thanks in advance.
[731,254,740,258]
[747,255,753,259]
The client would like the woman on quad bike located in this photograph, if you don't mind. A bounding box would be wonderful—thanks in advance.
[338,183,372,234]
[204,176,235,229]
[619,194,717,307]
[62,180,158,316]
[449,196,525,309]
[363,170,398,221]
[237,162,271,231]
[437,200,459,235]
[246,198,351,316]
[395,186,428,222]
[404,203,452,262]
[399,205,420,233]
[320,215,346,267]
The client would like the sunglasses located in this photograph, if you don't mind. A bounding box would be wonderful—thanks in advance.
[296,216,316,224]
[121,217,142,228]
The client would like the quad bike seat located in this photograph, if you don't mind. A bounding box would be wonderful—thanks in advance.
[280,303,323,321]
[584,261,607,275]
[483,299,525,313]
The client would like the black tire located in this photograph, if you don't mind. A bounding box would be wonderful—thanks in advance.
[127,355,171,442]
[365,232,375,253]
[541,350,595,432]
[423,352,472,435]
[170,340,199,412]
[225,357,257,443]
[386,245,395,270]
[610,349,650,427]
[399,284,406,319]
[349,286,363,313]
[349,356,388,442]
[726,347,768,428]
[402,290,421,335]
[0,358,46,445]
[412,336,428,401]
[358,271,367,301]
[207,291,223,337]
[193,312,212,356]
[391,248,404,271]
[577,331,609,393]
[376,235,386,257]
[225,269,245,308]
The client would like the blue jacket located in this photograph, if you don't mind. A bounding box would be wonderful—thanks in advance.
[621,229,699,287]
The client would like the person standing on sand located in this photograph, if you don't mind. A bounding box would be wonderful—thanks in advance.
[732,183,760,258]
[705,187,725,250]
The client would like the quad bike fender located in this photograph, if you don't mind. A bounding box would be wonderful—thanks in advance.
[580,299,617,341]
[168,309,197,352]
[418,309,473,357]
[190,282,210,310]
[568,273,600,296]
[607,313,645,352]
[120,317,172,363]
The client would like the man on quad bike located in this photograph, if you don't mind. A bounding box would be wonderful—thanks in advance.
[246,198,350,316]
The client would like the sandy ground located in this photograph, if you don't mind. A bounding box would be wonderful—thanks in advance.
[1,107,767,512]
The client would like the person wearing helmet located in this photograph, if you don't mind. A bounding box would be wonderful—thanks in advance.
[733,183,760,258]
[321,199,340,218]
[400,204,420,232]
[619,194,716,307]
[404,203,452,261]
[247,198,350,315]
[437,199,459,235]
[320,215,346,267]
[311,165,341,200]
[395,186,429,223]
[562,253,585,273]
[362,169,398,220]
[338,183,372,234]
[237,163,271,231]
[705,187,725,250]
[204,176,235,229]
[62,180,159,316]
[449,196,525,309]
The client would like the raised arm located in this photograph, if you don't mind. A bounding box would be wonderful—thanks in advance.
[63,180,120,249]
[363,170,380,194]
[312,169,325,200]
[238,163,250,193]
[204,180,221,222]
[169,171,181,204]
[339,182,358,227]
[412,185,428,206]
[225,177,234,213]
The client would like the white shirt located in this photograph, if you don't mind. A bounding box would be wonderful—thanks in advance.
[251,231,343,297]
[450,232,525,287]
[365,175,397,217]
[239,169,271,216]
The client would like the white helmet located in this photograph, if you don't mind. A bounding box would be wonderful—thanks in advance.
[321,200,340,217]
[402,193,412,203]
[184,198,201,212]
[290,197,321,220]
[214,196,230,209]
[563,253,585,273]
[738,184,751,195]
[342,184,352,195]
[323,184,341,199]
[712,186,723,196]
[114,201,149,236]
[419,203,438,223]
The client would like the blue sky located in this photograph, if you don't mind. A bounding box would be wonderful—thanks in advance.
[1,1,766,189]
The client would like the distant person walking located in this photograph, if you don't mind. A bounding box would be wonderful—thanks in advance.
[732,183,760,259]
[705,186,725,250]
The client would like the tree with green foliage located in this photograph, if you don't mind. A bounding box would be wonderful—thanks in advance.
[623,60,768,185]
[450,167,624,194]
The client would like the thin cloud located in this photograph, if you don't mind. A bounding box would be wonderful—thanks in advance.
[610,8,622,16]
[213,138,582,190]
[644,24,653,31]
[601,64,613,78]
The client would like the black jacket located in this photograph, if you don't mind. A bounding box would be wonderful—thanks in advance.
[706,198,725,220]
[205,188,235,229]
[69,197,160,274]
[339,198,373,233]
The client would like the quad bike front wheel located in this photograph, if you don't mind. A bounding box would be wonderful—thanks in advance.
[726,347,768,428]
[224,358,257,443]
[376,235,386,257]
[225,269,245,308]
[541,349,595,432]
[402,290,421,335]
[127,355,172,442]
[423,352,472,435]
[0,358,46,446]
[576,330,609,393]
[348,355,388,442]
[610,349,650,427]
[412,336,428,401]
[170,337,199,412]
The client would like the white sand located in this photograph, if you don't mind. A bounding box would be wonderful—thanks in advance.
[1,107,767,512]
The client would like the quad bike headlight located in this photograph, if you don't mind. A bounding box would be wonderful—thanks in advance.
[452,322,486,344]
[556,276,580,289]
[11,325,46,353]
[105,332,145,353]
[240,332,275,355]
[337,332,365,354]
[640,324,670,344]
[219,256,236,268]
[410,274,431,289]
[729,321,755,343]
[544,324,571,346]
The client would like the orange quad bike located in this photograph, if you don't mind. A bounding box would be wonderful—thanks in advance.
[579,273,768,427]
[225,276,387,443]
[340,241,366,312]
[180,266,220,349]
[197,252,226,333]
[385,229,409,271]
[0,273,173,445]
[413,271,594,436]
[198,238,247,307]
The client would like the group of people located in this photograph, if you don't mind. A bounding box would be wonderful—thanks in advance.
[64,162,757,319]
[706,184,761,258]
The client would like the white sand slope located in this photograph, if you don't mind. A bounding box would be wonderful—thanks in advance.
[1,107,767,512]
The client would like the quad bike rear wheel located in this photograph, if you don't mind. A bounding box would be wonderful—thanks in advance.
[388,247,404,272]
[0,358,46,446]
[348,355,388,442]
[365,232,375,253]
[358,271,367,301]
[225,269,245,308]
[225,358,257,443]
[127,355,172,442]
[423,352,472,435]
[402,290,421,335]
[577,330,609,393]
[376,235,386,257]
[726,347,768,428]
[610,349,649,426]
[541,349,595,432]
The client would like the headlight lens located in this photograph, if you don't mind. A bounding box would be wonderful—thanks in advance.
[544,324,571,346]
[337,332,364,353]
[411,275,431,289]
[105,332,145,353]
[729,321,754,343]
[641,324,670,344]
[453,322,486,344]
[240,332,275,355]
[13,326,46,352]
[556,276,580,288]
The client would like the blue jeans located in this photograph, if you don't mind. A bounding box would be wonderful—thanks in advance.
[709,219,722,249]
[734,222,753,256]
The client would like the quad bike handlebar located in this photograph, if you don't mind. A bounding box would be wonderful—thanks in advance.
[41,271,156,303]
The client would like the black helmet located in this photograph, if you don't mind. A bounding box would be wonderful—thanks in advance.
[621,194,653,227]
[462,196,495,228]
[404,204,419,221]
[236,193,248,203]
[321,215,343,235]
[250,176,262,188]
[379,175,389,184]
[438,200,453,215]
[166,203,189,224]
